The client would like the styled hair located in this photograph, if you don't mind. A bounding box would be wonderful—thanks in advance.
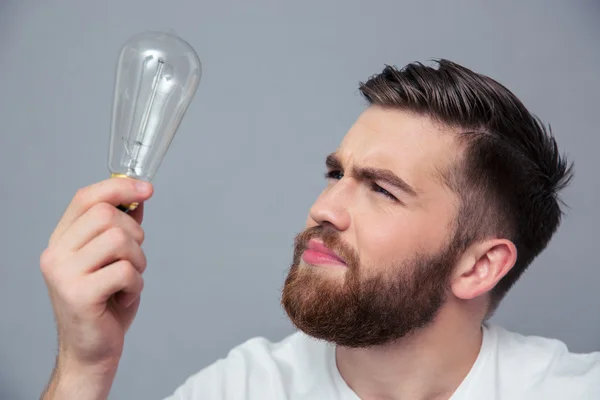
[359,59,574,313]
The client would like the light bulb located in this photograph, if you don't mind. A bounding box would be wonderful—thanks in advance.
[107,30,201,211]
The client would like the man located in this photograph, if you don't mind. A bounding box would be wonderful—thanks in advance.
[40,59,599,400]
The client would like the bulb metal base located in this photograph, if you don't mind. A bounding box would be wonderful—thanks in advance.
[110,173,140,212]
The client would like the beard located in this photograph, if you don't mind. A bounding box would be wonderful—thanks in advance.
[280,225,459,348]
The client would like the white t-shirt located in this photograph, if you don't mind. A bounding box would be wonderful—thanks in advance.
[164,324,600,399]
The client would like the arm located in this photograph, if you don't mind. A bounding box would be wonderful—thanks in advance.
[39,178,154,399]
[41,359,117,400]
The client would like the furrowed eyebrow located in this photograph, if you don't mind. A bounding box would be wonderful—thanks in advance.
[356,167,418,197]
[325,153,418,197]
[325,153,342,170]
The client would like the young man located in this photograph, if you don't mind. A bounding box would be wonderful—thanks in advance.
[40,60,600,399]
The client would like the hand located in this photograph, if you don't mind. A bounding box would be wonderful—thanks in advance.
[40,177,154,376]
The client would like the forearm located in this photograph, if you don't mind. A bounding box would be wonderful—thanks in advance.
[41,358,117,400]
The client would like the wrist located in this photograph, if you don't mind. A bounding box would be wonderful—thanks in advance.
[42,357,119,400]
[58,352,120,375]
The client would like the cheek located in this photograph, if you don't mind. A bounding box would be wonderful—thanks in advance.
[354,213,416,269]
[353,208,450,270]
[419,192,459,247]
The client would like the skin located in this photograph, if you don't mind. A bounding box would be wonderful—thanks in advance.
[40,106,517,400]
[40,178,154,399]
[304,106,518,399]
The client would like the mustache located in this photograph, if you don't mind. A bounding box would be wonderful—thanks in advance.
[293,225,359,269]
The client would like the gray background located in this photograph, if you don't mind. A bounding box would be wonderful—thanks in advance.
[0,0,598,399]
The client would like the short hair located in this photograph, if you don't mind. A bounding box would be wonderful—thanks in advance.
[359,59,574,313]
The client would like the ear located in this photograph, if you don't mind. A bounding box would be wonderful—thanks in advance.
[450,239,517,300]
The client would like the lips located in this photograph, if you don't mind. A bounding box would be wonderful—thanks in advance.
[301,239,346,267]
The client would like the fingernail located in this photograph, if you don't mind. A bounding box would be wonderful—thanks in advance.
[135,181,151,193]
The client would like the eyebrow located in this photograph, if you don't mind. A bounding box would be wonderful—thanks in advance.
[325,153,418,197]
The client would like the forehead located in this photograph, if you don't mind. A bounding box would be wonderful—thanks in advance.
[338,106,460,189]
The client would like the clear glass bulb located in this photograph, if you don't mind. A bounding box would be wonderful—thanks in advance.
[108,30,201,183]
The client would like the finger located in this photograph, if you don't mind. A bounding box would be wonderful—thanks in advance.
[87,260,144,306]
[74,227,147,274]
[57,202,145,252]
[113,291,142,310]
[50,178,153,246]
[127,201,145,225]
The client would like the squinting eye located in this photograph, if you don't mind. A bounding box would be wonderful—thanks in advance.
[325,170,343,180]
[371,183,398,201]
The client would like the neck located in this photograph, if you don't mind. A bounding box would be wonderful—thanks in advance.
[335,305,483,400]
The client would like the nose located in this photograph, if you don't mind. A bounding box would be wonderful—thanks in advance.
[308,180,351,232]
